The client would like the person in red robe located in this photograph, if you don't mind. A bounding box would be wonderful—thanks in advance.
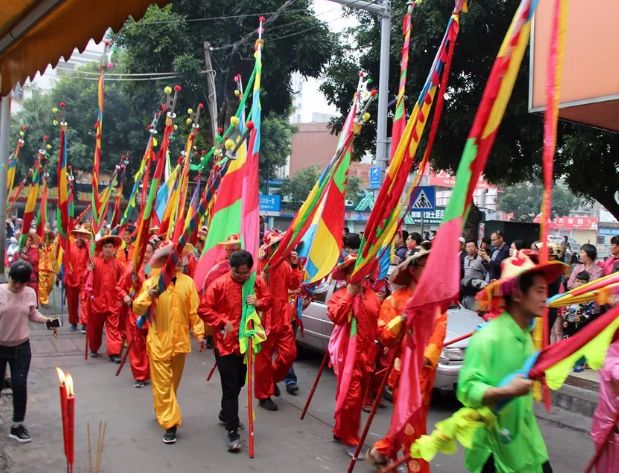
[85,235,124,362]
[63,226,92,332]
[117,224,136,266]
[327,252,381,455]
[198,250,271,453]
[255,230,303,411]
[19,231,40,300]
[117,241,155,387]
[367,245,448,473]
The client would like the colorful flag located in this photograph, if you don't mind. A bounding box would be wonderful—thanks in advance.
[91,68,105,226]
[263,75,374,273]
[56,121,70,253]
[18,151,44,251]
[387,0,539,454]
[6,127,26,196]
[350,3,464,285]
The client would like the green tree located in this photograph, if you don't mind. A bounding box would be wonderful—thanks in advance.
[260,114,297,185]
[321,0,619,218]
[497,181,584,222]
[280,165,320,209]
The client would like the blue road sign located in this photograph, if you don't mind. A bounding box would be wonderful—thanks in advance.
[409,186,436,212]
[369,166,381,189]
[259,194,281,212]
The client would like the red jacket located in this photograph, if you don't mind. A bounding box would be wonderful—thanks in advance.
[21,246,40,283]
[87,256,124,314]
[259,260,303,333]
[327,286,381,368]
[198,273,271,356]
[64,242,90,288]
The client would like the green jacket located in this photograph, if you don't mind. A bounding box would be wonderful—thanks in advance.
[457,312,548,473]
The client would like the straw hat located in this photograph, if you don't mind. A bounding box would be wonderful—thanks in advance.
[218,233,241,248]
[95,235,122,252]
[259,230,283,259]
[331,253,358,281]
[149,242,193,266]
[149,225,160,235]
[476,250,568,311]
[391,246,432,286]
[71,225,92,239]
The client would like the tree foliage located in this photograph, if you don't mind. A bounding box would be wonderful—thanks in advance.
[321,0,619,218]
[280,165,320,209]
[497,181,584,222]
[11,0,334,189]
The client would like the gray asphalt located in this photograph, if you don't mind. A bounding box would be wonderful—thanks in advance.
[0,316,594,472]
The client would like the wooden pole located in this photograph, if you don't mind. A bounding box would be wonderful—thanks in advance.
[247,337,255,458]
[115,338,134,376]
[583,410,619,473]
[442,331,474,348]
[300,350,330,420]
[206,361,217,382]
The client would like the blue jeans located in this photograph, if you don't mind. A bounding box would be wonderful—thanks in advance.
[284,367,297,386]
[0,341,32,423]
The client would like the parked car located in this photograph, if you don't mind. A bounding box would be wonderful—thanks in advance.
[296,281,484,393]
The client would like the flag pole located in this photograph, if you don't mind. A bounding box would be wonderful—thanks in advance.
[115,338,133,377]
[247,329,255,458]
[300,350,330,420]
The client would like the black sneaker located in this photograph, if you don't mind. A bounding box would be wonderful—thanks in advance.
[133,381,145,388]
[258,398,278,411]
[286,383,299,395]
[109,355,121,364]
[69,324,78,332]
[273,383,281,397]
[90,352,99,358]
[81,325,87,334]
[163,426,177,444]
[227,430,241,453]
[9,425,31,443]
[218,412,244,429]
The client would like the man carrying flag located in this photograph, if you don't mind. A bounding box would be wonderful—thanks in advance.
[199,250,271,453]
[458,251,567,472]
[132,243,206,444]
[117,241,155,388]
[64,225,91,332]
[256,230,303,411]
[327,251,380,454]
[86,235,124,361]
[367,244,447,472]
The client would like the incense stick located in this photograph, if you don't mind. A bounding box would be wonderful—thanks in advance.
[87,422,93,473]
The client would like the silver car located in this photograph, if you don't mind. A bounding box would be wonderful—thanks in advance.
[296,282,484,393]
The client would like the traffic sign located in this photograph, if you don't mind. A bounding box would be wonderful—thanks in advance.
[410,186,436,212]
[369,166,381,190]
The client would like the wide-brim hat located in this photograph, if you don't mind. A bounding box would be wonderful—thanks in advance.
[71,225,92,239]
[331,253,358,281]
[149,242,193,266]
[218,233,241,248]
[476,250,568,311]
[391,247,431,286]
[149,225,160,235]
[95,235,122,252]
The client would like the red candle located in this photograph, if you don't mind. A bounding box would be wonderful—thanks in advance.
[65,374,75,472]
[56,368,68,459]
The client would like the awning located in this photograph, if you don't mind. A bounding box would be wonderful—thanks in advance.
[0,0,168,96]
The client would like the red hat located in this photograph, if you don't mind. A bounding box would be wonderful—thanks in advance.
[259,230,283,258]
[218,233,241,248]
[95,235,122,252]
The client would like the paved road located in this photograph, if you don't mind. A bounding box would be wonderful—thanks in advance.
[0,321,594,473]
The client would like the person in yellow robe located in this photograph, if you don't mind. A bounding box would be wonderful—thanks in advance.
[133,243,206,445]
[38,229,58,307]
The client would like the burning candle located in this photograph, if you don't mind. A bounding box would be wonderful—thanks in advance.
[65,374,75,473]
[56,368,68,459]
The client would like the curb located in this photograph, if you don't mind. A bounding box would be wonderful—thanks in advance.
[551,382,599,418]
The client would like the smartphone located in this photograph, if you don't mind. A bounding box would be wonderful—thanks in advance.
[46,318,60,330]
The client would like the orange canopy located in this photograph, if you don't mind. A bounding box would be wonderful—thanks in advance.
[0,0,167,96]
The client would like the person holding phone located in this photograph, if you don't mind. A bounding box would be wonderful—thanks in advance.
[0,261,57,443]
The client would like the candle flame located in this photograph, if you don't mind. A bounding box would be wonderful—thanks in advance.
[56,367,65,385]
[65,374,74,397]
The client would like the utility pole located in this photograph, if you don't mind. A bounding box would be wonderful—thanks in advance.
[203,42,219,144]
[328,0,391,169]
